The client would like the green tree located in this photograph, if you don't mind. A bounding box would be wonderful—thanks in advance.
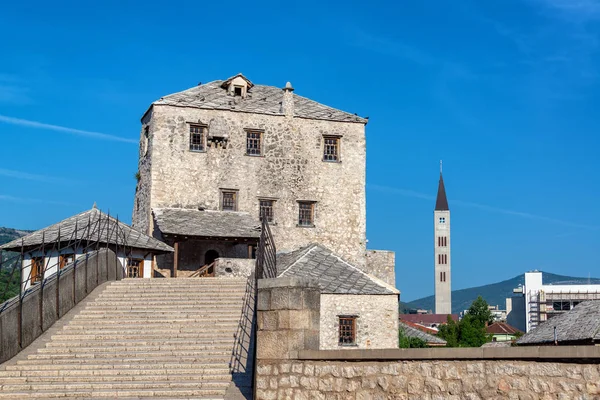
[437,297,493,348]
[466,296,494,327]
[437,315,459,347]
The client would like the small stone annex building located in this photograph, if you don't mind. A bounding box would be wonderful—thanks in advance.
[0,206,173,291]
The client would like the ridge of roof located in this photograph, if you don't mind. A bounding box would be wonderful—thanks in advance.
[0,207,173,253]
[435,173,449,211]
[151,78,368,124]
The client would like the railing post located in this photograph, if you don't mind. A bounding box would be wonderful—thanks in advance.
[39,232,45,332]
[18,238,24,349]
[56,225,61,320]
[73,221,78,305]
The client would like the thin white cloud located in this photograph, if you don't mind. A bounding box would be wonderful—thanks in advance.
[368,184,599,231]
[0,168,76,184]
[0,114,137,144]
[0,194,77,207]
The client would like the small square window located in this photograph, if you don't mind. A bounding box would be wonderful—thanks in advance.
[221,191,238,211]
[234,86,243,96]
[190,124,206,152]
[439,217,446,224]
[259,199,274,223]
[298,202,315,226]
[339,316,356,345]
[246,130,263,156]
[323,136,340,162]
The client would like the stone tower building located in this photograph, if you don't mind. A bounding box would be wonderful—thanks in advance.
[434,169,452,314]
[131,73,395,284]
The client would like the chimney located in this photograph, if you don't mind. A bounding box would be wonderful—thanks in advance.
[282,81,294,118]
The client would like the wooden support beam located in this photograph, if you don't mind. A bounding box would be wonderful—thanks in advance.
[173,242,179,278]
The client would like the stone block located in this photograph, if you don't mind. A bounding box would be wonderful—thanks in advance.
[287,330,305,352]
[303,289,320,310]
[287,288,304,310]
[259,311,278,331]
[257,331,289,360]
[257,289,271,311]
[270,288,290,310]
[288,310,310,329]
[278,310,291,330]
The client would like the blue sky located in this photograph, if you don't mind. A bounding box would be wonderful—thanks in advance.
[1,0,599,301]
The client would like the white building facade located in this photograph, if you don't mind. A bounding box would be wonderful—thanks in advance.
[507,271,600,333]
[434,171,452,314]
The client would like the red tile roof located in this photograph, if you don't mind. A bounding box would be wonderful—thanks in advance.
[486,322,522,335]
[402,320,439,335]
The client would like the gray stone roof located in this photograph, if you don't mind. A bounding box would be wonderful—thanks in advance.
[517,301,600,345]
[399,321,447,346]
[276,244,398,295]
[151,75,368,124]
[153,208,261,239]
[0,207,173,253]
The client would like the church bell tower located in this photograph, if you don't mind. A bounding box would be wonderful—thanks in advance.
[434,162,452,314]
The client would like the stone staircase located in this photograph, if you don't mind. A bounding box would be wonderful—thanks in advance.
[0,278,253,399]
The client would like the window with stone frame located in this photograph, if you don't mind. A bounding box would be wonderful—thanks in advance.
[221,190,238,211]
[246,130,263,156]
[323,136,340,162]
[338,316,357,345]
[298,201,315,227]
[189,124,206,152]
[259,199,274,223]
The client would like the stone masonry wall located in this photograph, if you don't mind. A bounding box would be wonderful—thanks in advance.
[255,359,600,400]
[133,102,367,268]
[365,250,396,288]
[257,278,321,360]
[320,294,399,350]
[132,110,153,233]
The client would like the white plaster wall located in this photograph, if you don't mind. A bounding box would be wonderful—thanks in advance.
[319,294,399,350]
[133,103,367,268]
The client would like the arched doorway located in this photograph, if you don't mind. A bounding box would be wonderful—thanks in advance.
[205,250,219,265]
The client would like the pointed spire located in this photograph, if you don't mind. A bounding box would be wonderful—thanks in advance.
[435,167,449,211]
[92,202,97,209]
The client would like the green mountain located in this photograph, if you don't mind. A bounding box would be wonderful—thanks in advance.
[404,272,600,314]
[0,227,33,302]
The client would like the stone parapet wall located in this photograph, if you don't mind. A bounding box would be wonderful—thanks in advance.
[257,277,321,360]
[256,358,600,399]
[215,257,255,277]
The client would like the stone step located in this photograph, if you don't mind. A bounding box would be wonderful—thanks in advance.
[58,328,238,335]
[77,308,242,313]
[50,332,237,341]
[27,350,232,360]
[37,343,234,353]
[73,309,240,321]
[0,381,230,390]
[2,363,230,373]
[64,319,240,326]
[0,388,227,399]
[46,337,235,346]
[0,372,231,382]
[14,358,230,367]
